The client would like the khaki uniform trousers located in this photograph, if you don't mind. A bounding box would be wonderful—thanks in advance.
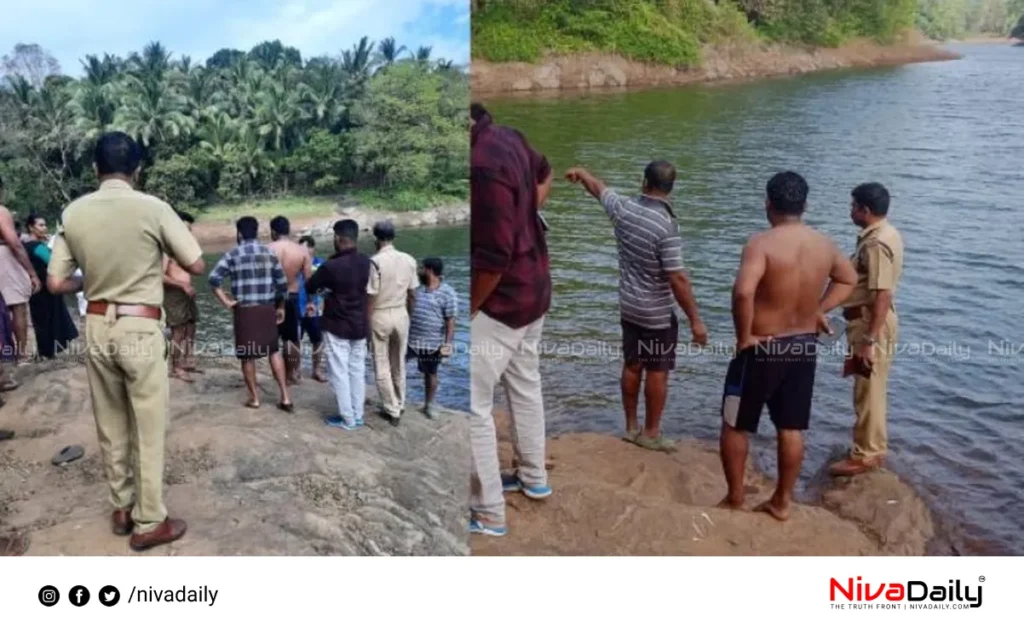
[85,308,169,534]
[845,308,898,461]
[371,307,410,418]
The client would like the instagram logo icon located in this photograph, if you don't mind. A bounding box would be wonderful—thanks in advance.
[38,585,60,607]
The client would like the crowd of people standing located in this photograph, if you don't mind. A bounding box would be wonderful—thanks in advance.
[0,131,458,556]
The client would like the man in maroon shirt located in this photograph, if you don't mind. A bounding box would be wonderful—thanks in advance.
[469,103,553,536]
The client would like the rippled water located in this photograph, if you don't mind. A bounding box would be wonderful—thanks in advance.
[486,44,1024,554]
[193,226,470,412]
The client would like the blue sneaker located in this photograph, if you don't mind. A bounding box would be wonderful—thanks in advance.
[325,415,357,430]
[354,417,365,427]
[502,473,552,500]
[469,518,507,537]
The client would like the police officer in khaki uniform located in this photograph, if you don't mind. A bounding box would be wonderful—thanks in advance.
[367,221,419,425]
[830,182,904,477]
[47,132,205,551]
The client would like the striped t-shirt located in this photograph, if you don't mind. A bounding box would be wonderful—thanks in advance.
[408,282,458,352]
[600,189,684,330]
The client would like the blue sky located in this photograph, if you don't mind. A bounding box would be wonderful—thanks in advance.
[0,0,470,76]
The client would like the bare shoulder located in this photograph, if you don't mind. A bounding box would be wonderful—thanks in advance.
[0,205,11,221]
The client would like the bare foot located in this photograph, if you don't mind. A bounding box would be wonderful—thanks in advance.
[170,370,194,383]
[754,499,789,522]
[716,496,744,510]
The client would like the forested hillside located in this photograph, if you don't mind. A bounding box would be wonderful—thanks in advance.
[473,0,1023,65]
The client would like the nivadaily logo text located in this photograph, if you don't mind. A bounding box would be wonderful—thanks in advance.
[830,576,983,609]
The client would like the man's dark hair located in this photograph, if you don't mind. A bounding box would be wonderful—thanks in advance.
[766,171,809,215]
[851,182,890,217]
[372,220,395,242]
[177,211,195,225]
[94,131,142,177]
[423,257,444,277]
[334,219,359,242]
[470,102,489,122]
[643,160,676,195]
[236,216,259,240]
[270,215,290,236]
[298,236,315,248]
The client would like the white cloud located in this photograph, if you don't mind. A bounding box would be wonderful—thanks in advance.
[0,0,468,75]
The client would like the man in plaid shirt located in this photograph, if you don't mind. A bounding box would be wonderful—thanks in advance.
[208,216,293,412]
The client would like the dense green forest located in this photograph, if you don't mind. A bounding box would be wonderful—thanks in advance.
[472,0,1024,65]
[0,38,468,221]
[916,0,1024,39]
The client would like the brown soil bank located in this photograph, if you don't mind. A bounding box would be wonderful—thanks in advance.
[472,38,960,94]
[0,359,469,555]
[191,203,469,250]
[473,424,934,556]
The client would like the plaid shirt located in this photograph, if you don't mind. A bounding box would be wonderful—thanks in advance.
[471,113,552,329]
[208,240,288,307]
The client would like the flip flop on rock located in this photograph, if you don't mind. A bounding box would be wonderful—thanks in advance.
[52,445,85,466]
[0,379,19,393]
[277,402,294,413]
[624,434,678,453]
[244,400,261,409]
[0,430,14,442]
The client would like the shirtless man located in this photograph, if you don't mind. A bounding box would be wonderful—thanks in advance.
[163,211,202,382]
[719,171,857,521]
[267,216,311,384]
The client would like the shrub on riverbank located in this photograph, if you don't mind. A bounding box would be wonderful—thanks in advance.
[0,38,468,220]
[472,0,919,63]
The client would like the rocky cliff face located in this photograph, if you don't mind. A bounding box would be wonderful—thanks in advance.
[0,359,470,555]
[472,39,959,94]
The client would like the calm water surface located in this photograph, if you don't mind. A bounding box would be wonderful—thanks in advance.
[488,44,1023,554]
[192,226,469,413]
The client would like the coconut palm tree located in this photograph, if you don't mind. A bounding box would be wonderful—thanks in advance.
[115,74,192,148]
[376,37,407,68]
[342,36,375,78]
[414,46,432,62]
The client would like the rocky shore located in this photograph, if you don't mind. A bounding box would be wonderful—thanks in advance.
[472,37,960,95]
[0,358,470,555]
[191,203,469,248]
[472,415,934,556]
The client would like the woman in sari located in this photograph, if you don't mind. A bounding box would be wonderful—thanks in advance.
[23,214,77,359]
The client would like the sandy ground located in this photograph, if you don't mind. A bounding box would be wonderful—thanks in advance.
[472,415,934,556]
[472,37,960,95]
[0,358,470,556]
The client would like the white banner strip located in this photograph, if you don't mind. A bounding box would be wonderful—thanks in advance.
[2,557,1015,631]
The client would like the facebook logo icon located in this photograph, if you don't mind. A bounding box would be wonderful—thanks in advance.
[69,585,90,607]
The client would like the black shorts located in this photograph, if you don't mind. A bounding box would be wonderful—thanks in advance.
[408,347,443,375]
[721,333,818,433]
[300,316,322,347]
[278,293,300,344]
[622,314,678,371]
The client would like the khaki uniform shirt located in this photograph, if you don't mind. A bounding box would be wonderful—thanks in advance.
[842,219,904,310]
[48,179,202,306]
[367,244,419,310]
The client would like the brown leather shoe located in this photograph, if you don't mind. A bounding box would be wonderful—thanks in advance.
[129,518,187,552]
[112,509,133,536]
[829,456,884,477]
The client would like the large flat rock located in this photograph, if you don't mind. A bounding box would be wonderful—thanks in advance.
[473,419,933,556]
[0,359,469,555]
